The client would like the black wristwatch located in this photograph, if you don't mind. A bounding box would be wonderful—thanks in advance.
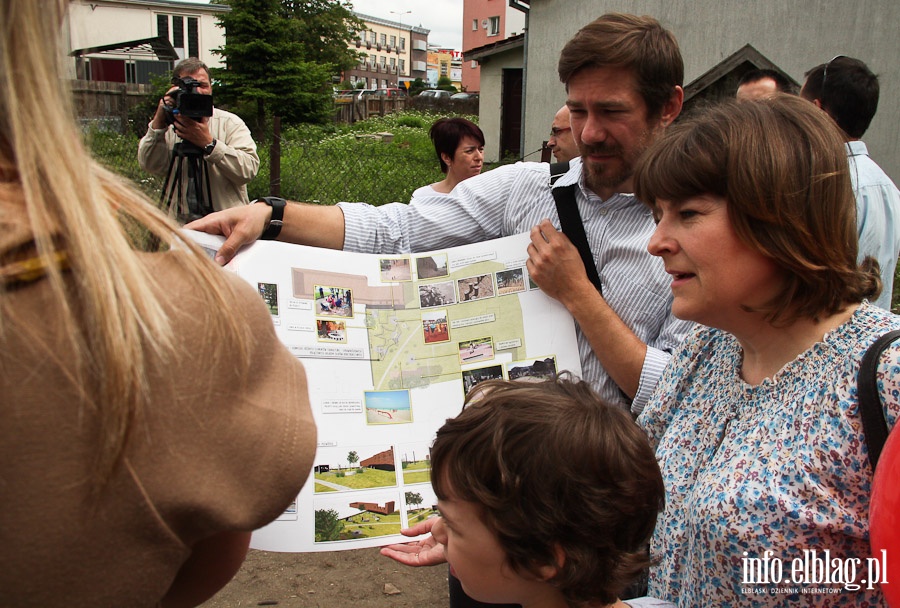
[256,197,286,240]
[203,139,217,155]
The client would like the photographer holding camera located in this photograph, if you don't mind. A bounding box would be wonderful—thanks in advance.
[138,58,259,221]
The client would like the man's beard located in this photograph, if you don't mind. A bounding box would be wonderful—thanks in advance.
[579,126,654,196]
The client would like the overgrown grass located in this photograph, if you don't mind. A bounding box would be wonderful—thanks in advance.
[86,110,483,208]
[85,127,165,200]
[402,470,431,484]
[314,467,397,490]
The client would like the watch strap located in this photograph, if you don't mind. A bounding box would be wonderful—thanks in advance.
[257,197,286,240]
[203,138,217,155]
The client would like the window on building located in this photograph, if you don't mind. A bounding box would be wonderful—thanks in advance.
[488,16,500,36]
[399,59,405,74]
[157,14,198,59]
[172,16,184,51]
[380,33,387,45]
[380,56,386,68]
[369,54,376,69]
[125,62,137,84]
[157,15,168,41]
[471,60,478,69]
[187,18,198,58]
[390,57,396,68]
[390,35,396,46]
[472,19,478,31]
[369,31,377,44]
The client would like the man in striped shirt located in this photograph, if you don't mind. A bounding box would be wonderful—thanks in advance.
[189,13,693,415]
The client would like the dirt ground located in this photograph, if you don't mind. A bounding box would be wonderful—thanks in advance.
[201,547,449,608]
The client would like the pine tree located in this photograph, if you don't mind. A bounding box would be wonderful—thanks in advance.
[211,0,363,133]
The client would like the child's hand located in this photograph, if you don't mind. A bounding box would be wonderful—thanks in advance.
[379,517,447,567]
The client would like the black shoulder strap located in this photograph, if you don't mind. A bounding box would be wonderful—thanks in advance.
[548,162,602,295]
[858,328,900,470]
[549,161,570,185]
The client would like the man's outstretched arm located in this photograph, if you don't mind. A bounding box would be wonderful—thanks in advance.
[185,201,345,265]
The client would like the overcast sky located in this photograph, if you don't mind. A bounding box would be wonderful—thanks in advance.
[184,0,464,50]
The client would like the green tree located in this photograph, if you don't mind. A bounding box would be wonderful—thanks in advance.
[314,509,344,542]
[436,75,458,93]
[347,450,359,469]
[128,73,174,137]
[405,491,423,509]
[408,77,428,96]
[282,0,364,74]
[211,0,362,133]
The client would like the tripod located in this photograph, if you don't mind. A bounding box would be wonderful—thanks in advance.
[160,141,214,222]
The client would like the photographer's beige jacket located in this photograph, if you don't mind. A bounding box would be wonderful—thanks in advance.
[138,107,260,215]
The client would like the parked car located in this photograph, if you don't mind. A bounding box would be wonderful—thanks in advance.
[417,89,452,99]
[334,88,379,103]
[451,92,479,101]
[376,87,407,98]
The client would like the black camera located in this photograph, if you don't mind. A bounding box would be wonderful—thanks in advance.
[164,76,213,123]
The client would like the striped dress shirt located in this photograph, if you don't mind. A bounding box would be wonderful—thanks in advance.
[340,158,693,409]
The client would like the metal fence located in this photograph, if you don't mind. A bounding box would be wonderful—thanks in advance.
[258,133,444,206]
[88,127,515,208]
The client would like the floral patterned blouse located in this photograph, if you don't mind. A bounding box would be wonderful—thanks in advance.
[638,303,899,607]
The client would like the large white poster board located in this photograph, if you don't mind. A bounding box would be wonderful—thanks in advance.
[185,230,582,552]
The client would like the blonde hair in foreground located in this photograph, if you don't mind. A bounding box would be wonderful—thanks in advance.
[0,0,251,486]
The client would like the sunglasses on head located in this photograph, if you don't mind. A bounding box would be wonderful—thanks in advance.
[821,54,847,94]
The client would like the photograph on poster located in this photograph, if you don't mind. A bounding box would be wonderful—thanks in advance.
[316,319,347,343]
[496,268,526,295]
[418,281,456,308]
[258,282,279,315]
[461,363,504,395]
[379,257,412,282]
[458,336,494,364]
[397,440,433,485]
[315,284,353,318]
[457,273,495,302]
[312,444,399,493]
[421,309,450,344]
[364,389,413,424]
[403,485,438,528]
[507,356,558,382]
[313,489,403,543]
[415,253,449,279]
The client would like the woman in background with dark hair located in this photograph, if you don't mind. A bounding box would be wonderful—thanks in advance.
[413,117,485,197]
[634,95,899,607]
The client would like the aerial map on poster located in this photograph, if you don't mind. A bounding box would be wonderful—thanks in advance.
[185,230,582,552]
